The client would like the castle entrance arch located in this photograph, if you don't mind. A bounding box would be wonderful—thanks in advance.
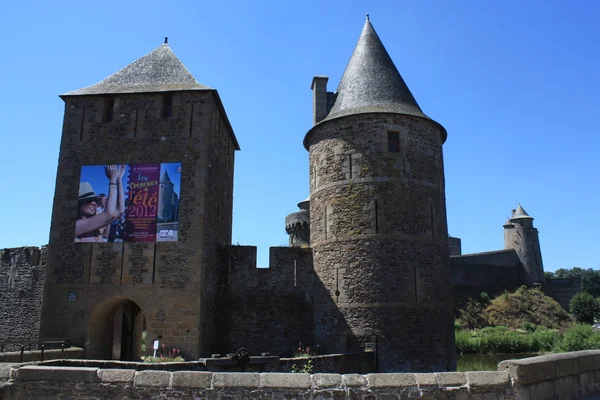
[88,297,145,361]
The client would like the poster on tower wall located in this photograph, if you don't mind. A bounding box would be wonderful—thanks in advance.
[74,162,181,243]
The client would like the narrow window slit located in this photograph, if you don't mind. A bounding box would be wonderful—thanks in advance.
[348,154,353,179]
[162,93,173,118]
[103,98,115,123]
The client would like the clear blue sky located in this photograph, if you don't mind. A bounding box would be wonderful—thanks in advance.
[1,0,598,272]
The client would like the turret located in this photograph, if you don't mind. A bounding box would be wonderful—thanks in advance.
[285,197,310,247]
[304,16,454,372]
[504,204,544,286]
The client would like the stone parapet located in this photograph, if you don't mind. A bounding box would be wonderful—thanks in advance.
[4,351,600,398]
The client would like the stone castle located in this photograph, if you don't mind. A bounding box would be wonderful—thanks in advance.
[0,18,578,373]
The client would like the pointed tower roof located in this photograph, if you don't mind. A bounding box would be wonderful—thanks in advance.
[62,43,210,96]
[160,169,173,185]
[503,217,514,227]
[322,17,443,131]
[510,204,533,220]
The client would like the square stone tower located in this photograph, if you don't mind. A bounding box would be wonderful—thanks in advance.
[39,41,239,360]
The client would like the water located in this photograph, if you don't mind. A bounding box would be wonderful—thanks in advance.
[456,353,539,372]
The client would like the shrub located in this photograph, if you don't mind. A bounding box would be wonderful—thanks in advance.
[455,330,479,354]
[556,323,594,352]
[522,322,536,332]
[569,292,599,324]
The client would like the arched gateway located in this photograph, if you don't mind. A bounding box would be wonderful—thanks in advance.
[88,297,145,361]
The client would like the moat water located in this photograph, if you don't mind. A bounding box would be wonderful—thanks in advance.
[456,353,538,371]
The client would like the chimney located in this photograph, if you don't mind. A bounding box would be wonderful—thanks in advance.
[511,209,516,217]
[311,76,329,125]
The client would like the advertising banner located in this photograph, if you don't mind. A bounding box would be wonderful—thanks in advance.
[74,163,181,243]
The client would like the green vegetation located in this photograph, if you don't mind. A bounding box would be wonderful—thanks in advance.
[291,359,313,373]
[569,292,600,324]
[457,286,570,330]
[144,346,184,363]
[455,286,600,356]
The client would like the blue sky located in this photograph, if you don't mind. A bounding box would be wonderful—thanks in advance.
[1,0,598,271]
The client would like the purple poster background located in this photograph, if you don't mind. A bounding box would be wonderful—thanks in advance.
[127,164,160,242]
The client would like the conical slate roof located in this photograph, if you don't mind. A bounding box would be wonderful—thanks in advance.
[160,169,173,184]
[62,43,210,96]
[511,204,533,220]
[323,17,430,124]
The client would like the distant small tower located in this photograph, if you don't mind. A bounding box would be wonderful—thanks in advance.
[504,204,545,286]
[285,197,310,247]
[158,169,175,222]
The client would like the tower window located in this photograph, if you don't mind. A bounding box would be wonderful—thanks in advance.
[162,93,173,118]
[388,131,400,153]
[103,98,115,122]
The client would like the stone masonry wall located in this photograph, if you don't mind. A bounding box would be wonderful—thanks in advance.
[4,351,600,399]
[214,246,314,357]
[307,113,454,372]
[450,249,522,303]
[40,90,236,360]
[0,247,46,352]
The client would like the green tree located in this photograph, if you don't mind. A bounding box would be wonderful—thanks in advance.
[569,292,599,324]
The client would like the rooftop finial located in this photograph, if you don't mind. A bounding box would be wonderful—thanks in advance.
[366,13,370,21]
[164,37,168,44]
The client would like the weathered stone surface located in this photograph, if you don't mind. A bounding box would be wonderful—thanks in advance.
[171,371,212,388]
[498,356,555,385]
[435,372,466,387]
[260,372,311,388]
[465,371,510,388]
[415,373,437,388]
[526,381,553,400]
[16,366,98,382]
[550,353,580,378]
[134,370,171,387]
[367,373,417,387]
[553,375,580,400]
[343,373,367,386]
[0,247,45,352]
[98,368,135,383]
[312,373,342,388]
[212,372,260,388]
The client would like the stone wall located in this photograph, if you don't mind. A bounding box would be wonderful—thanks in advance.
[306,113,454,372]
[4,351,600,399]
[450,249,522,303]
[214,246,314,357]
[0,247,46,352]
[40,90,237,360]
[546,277,582,310]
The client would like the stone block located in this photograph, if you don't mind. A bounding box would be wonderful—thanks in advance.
[498,356,555,385]
[466,371,510,388]
[549,353,579,378]
[172,371,212,388]
[260,372,311,388]
[553,375,579,400]
[435,372,466,387]
[367,373,416,388]
[212,372,260,388]
[577,351,597,372]
[415,373,437,388]
[312,373,342,388]
[15,366,98,382]
[98,368,135,383]
[579,371,596,396]
[342,373,367,387]
[134,370,171,387]
[527,381,553,400]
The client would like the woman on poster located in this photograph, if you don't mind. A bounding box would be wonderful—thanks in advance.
[75,165,126,242]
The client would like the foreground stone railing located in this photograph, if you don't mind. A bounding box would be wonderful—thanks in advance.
[0,347,84,363]
[2,351,600,399]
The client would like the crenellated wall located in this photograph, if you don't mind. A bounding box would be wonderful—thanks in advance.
[214,246,315,357]
[0,247,46,351]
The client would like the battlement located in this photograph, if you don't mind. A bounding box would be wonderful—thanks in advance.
[0,246,47,351]
[222,245,313,293]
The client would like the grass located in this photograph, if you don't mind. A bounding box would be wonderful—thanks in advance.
[456,323,600,355]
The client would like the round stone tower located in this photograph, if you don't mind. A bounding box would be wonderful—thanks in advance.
[285,197,310,247]
[504,204,545,286]
[304,17,455,372]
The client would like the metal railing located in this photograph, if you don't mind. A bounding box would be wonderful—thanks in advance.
[0,338,70,362]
